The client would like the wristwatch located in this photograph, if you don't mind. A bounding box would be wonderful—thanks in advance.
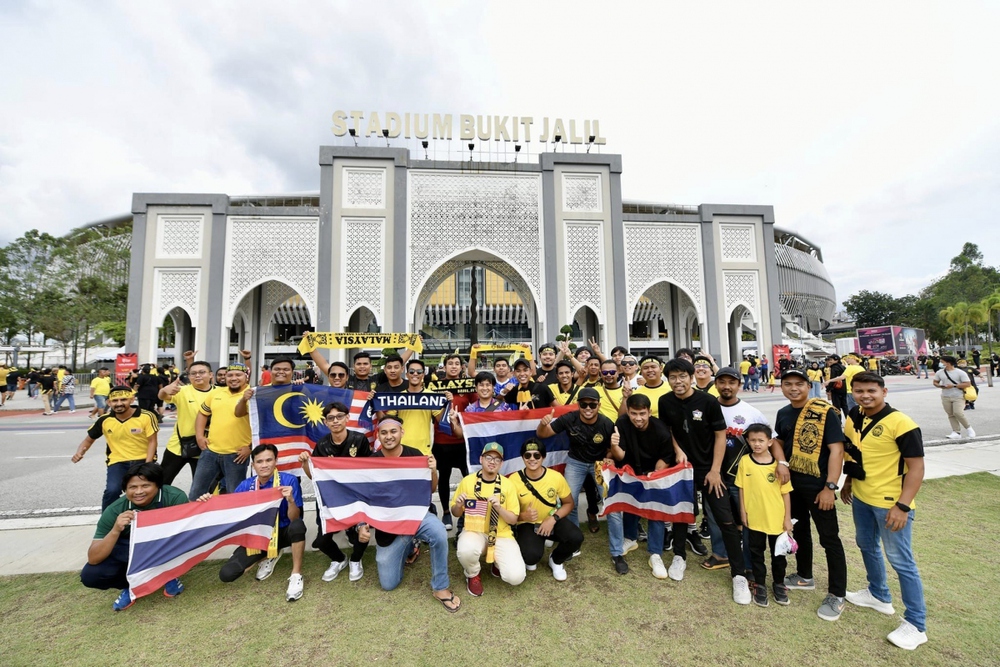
[825,482,839,491]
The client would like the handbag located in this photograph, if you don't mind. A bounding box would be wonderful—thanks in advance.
[964,385,978,402]
[179,434,201,458]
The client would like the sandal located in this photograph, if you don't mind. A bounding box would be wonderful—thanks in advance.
[587,512,599,534]
[406,544,420,565]
[434,591,461,613]
[700,555,730,570]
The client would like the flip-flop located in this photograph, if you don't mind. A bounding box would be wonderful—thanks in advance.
[700,555,730,570]
[406,544,420,565]
[434,592,461,613]
[587,513,599,534]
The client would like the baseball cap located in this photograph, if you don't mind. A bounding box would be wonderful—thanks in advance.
[715,367,741,381]
[482,442,504,458]
[520,438,546,457]
[578,387,600,401]
[780,368,810,382]
[512,358,531,370]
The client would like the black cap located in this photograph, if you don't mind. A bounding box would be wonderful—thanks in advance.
[715,367,741,380]
[512,358,531,370]
[578,387,600,401]
[780,368,810,382]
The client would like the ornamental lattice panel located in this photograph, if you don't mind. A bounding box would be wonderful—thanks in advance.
[156,269,200,321]
[565,221,603,320]
[719,224,756,262]
[343,218,385,322]
[723,270,759,320]
[624,223,704,315]
[157,216,203,258]
[408,171,541,307]
[562,174,602,213]
[344,168,386,208]
[225,217,319,317]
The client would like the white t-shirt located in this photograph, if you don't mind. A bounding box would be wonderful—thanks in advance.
[720,399,774,481]
[935,368,969,399]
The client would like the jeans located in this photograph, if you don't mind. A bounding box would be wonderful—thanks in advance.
[846,393,857,413]
[563,457,623,553]
[852,497,926,631]
[103,459,146,510]
[621,513,665,556]
[375,512,450,592]
[674,470,745,578]
[80,535,130,590]
[809,381,823,399]
[27,382,37,398]
[941,395,970,432]
[188,449,248,500]
[93,395,107,411]
[706,484,752,572]
[918,364,928,378]
[53,392,76,412]
[750,375,759,391]
[789,486,847,597]
[743,375,751,390]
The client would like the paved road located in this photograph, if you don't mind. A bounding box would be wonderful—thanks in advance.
[0,373,993,516]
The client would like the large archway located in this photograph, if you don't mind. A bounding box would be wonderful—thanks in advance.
[412,250,538,354]
[228,280,315,376]
[628,280,702,358]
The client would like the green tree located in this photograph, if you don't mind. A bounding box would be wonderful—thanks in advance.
[844,290,898,327]
[983,290,1000,354]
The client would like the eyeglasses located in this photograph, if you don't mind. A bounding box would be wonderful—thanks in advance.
[329,372,347,378]
[482,456,502,464]
[325,413,349,421]
[579,401,600,409]
[407,369,425,375]
[601,370,617,376]
[523,452,543,460]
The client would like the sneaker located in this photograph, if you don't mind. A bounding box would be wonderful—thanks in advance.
[69,410,76,413]
[668,555,686,581]
[686,533,708,557]
[698,520,711,540]
[783,573,815,590]
[649,554,668,579]
[732,575,751,605]
[966,427,976,438]
[490,563,501,578]
[322,559,348,582]
[946,431,962,440]
[544,539,554,549]
[753,583,769,607]
[525,563,537,572]
[571,550,582,559]
[286,573,304,602]
[443,519,454,531]
[622,538,639,555]
[772,583,790,606]
[112,588,134,611]
[637,525,648,542]
[612,555,629,575]
[845,587,895,615]
[817,594,845,621]
[163,578,184,597]
[255,553,282,581]
[887,619,928,650]
[549,556,567,581]
[467,574,484,596]
[349,561,363,582]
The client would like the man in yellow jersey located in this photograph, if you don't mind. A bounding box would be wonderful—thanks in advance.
[632,355,670,417]
[594,359,624,423]
[187,364,252,500]
[158,360,215,486]
[88,367,112,418]
[388,358,445,455]
[841,372,928,651]
[72,386,159,510]
[693,356,721,398]
[548,361,581,406]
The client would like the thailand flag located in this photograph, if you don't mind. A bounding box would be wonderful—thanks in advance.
[310,456,431,535]
[250,385,375,472]
[126,488,283,600]
[600,462,696,523]
[459,405,578,476]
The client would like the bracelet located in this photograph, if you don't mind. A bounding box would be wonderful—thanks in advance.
[895,501,911,513]
[778,461,789,468]
[549,508,557,517]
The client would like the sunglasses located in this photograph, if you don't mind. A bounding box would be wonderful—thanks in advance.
[621,361,637,366]
[523,452,543,460]
[579,401,600,409]
[601,370,617,376]
[407,369,425,375]
[329,372,347,378]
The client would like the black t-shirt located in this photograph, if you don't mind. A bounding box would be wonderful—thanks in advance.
[533,366,556,385]
[375,380,405,395]
[551,411,615,463]
[614,415,674,474]
[503,381,555,410]
[313,430,372,458]
[6,370,21,384]
[372,445,425,546]
[774,403,845,493]
[39,375,56,391]
[347,375,377,392]
[828,363,846,394]
[658,390,727,471]
[133,373,161,400]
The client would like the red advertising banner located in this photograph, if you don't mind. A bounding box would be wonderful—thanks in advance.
[115,353,138,384]
[772,345,790,365]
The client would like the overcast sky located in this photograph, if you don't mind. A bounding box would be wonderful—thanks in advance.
[2,1,998,306]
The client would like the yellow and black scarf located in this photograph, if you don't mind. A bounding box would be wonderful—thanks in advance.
[246,471,281,557]
[789,398,830,478]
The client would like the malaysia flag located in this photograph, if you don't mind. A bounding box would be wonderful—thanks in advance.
[600,462,696,523]
[250,385,375,472]
[310,456,431,535]
[458,405,578,476]
[126,488,283,600]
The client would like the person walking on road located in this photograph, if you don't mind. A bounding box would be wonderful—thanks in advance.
[933,356,974,440]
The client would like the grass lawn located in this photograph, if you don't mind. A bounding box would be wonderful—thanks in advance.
[2,473,998,667]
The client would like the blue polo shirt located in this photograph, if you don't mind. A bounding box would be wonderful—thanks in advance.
[234,472,303,528]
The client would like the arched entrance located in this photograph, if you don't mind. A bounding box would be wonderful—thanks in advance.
[727,304,759,364]
[228,279,315,377]
[571,305,601,349]
[628,280,703,357]
[158,307,195,367]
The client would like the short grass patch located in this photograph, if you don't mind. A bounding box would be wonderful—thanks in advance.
[2,473,998,666]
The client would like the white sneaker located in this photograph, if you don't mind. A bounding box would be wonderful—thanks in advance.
[571,550,582,559]
[622,538,639,555]
[887,619,928,650]
[544,539,554,549]
[649,554,668,579]
[525,563,537,571]
[322,559,348,582]
[966,427,976,438]
[285,573,304,601]
[845,587,896,615]
[349,561,364,582]
[946,431,962,440]
[732,575,752,604]
[255,552,282,581]
[668,555,686,581]
[548,556,567,581]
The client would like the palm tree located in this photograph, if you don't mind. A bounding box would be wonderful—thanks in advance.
[939,302,986,353]
[983,290,1000,355]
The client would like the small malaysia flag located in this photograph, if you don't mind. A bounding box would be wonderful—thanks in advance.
[464,498,488,517]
